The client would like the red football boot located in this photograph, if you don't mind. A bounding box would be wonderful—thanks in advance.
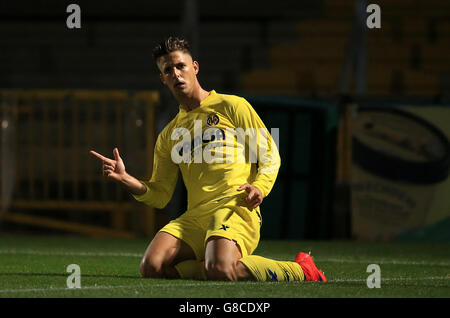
[295,251,327,282]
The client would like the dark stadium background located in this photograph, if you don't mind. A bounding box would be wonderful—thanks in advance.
[0,0,449,243]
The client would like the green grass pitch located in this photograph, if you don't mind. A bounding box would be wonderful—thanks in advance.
[0,235,448,298]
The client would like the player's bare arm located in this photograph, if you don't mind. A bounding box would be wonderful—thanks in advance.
[89,148,147,196]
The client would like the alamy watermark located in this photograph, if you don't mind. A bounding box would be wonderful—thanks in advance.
[66,264,81,289]
[65,3,381,30]
[66,4,81,29]
[366,264,381,288]
[366,4,381,29]
[170,121,280,173]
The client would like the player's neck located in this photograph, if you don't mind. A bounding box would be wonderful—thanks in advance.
[178,86,210,112]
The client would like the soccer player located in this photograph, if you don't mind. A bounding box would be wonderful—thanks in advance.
[90,37,326,282]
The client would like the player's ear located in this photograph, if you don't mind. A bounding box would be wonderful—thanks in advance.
[193,61,199,75]
[159,73,167,86]
[156,58,167,85]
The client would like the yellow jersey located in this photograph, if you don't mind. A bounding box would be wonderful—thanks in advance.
[132,90,281,214]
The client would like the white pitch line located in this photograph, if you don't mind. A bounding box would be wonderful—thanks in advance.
[0,249,142,258]
[0,282,259,294]
[0,285,135,294]
[321,258,450,267]
[0,276,448,294]
[330,276,450,283]
[1,249,449,266]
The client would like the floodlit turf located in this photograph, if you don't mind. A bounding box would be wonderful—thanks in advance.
[0,235,448,298]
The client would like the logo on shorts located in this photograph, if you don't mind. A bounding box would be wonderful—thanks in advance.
[206,113,220,127]
[220,224,229,231]
[267,269,278,281]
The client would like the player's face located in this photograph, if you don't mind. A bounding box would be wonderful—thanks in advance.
[157,51,199,98]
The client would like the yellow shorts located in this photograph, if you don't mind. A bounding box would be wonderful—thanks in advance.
[159,196,262,261]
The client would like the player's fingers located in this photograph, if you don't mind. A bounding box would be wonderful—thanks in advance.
[113,148,121,161]
[103,162,115,169]
[237,183,251,192]
[90,150,113,164]
[248,196,261,207]
[104,165,114,172]
[248,188,262,202]
[249,190,262,205]
[247,201,260,210]
[246,190,256,202]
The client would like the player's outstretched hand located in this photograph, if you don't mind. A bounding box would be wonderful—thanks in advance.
[89,148,126,182]
[237,183,263,210]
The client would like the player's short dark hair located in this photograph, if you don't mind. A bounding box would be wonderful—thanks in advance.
[152,36,192,62]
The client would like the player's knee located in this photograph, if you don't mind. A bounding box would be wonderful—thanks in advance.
[205,261,238,281]
[140,257,165,278]
[140,256,180,279]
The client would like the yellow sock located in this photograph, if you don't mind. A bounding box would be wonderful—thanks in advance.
[239,255,304,282]
[174,260,206,280]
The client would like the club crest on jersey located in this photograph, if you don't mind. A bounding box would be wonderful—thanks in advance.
[206,114,220,127]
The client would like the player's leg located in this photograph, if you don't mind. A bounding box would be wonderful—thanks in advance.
[239,253,327,282]
[140,231,196,279]
[239,255,305,282]
[204,236,253,281]
[202,236,323,282]
[203,205,325,282]
[202,203,260,281]
[203,236,306,282]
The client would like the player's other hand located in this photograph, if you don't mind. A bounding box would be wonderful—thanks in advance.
[89,148,126,182]
[237,183,263,210]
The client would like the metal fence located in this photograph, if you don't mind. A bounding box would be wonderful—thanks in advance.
[0,89,159,238]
